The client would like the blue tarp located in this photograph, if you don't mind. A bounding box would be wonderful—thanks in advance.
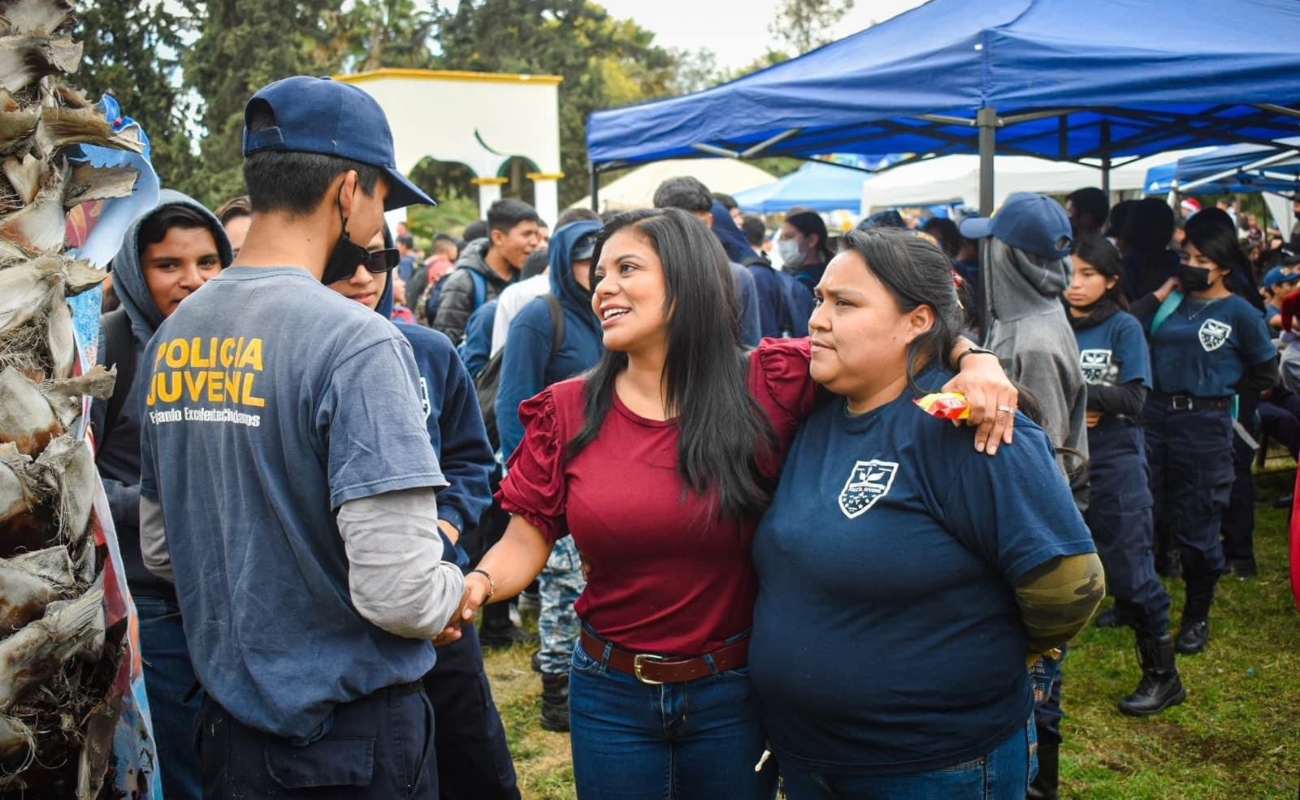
[1144,138,1300,196]
[588,0,1300,170]
[731,161,870,213]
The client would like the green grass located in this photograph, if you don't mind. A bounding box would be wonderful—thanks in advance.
[481,469,1300,799]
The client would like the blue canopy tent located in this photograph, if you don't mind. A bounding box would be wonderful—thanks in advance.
[731,160,870,213]
[587,0,1300,214]
[1145,139,1300,196]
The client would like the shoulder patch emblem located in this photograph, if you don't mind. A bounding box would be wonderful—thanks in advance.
[1198,319,1231,352]
[418,376,432,419]
[838,459,899,519]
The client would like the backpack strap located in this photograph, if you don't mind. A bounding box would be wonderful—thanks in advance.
[100,308,137,446]
[544,293,566,362]
[1149,290,1183,334]
[469,269,489,311]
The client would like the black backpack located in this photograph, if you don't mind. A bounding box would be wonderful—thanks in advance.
[475,293,565,452]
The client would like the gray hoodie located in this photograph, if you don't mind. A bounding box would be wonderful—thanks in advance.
[90,190,232,598]
[982,238,1090,508]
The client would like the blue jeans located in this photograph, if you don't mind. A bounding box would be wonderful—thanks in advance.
[568,632,777,800]
[781,719,1036,800]
[136,595,202,800]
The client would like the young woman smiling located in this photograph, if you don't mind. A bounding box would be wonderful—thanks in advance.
[445,210,1018,799]
[749,229,1103,799]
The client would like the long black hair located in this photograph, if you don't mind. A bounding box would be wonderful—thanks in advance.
[569,208,777,522]
[1183,207,1252,280]
[838,228,963,389]
[1071,234,1129,311]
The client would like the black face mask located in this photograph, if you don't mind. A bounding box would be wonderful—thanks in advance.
[1178,262,1214,293]
[321,191,371,285]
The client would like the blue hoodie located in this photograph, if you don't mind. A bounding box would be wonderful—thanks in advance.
[710,200,763,347]
[495,220,605,461]
[378,250,494,561]
[90,190,233,601]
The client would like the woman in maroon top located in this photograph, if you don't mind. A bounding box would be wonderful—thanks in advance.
[446,209,1017,799]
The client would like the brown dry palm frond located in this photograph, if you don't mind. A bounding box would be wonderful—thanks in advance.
[0,0,75,37]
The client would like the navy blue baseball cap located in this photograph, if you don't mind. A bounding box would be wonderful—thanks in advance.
[959,192,1072,260]
[242,76,436,211]
[1264,265,1293,289]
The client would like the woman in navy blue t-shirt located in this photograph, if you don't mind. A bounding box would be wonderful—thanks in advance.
[1064,235,1184,717]
[1138,210,1278,656]
[750,229,1104,799]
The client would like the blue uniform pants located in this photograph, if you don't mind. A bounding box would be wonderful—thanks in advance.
[199,683,436,799]
[537,536,586,675]
[424,623,521,800]
[1221,397,1260,565]
[1143,401,1233,614]
[1085,421,1171,637]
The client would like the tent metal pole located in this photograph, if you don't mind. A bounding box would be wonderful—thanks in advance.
[1100,120,1111,195]
[978,107,998,216]
[1180,148,1300,193]
[590,163,600,212]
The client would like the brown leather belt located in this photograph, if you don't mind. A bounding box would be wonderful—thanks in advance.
[580,628,748,685]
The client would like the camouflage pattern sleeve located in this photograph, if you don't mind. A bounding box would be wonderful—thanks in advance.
[1015,552,1105,654]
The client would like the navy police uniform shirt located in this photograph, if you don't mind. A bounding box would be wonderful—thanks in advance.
[1142,294,1274,398]
[1075,311,1152,391]
[749,367,1095,776]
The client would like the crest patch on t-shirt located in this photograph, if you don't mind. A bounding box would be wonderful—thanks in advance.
[1079,349,1114,384]
[1198,319,1232,352]
[838,459,899,519]
[418,377,432,419]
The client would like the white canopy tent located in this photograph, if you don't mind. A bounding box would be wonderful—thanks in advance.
[570,159,775,213]
[861,151,1204,213]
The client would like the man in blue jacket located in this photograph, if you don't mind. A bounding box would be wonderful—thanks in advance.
[328,224,520,799]
[495,219,604,731]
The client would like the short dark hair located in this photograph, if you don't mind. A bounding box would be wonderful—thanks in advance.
[397,234,415,249]
[1066,187,1110,231]
[1120,198,1175,255]
[574,208,777,523]
[838,229,962,389]
[712,192,739,210]
[556,207,601,228]
[653,176,712,214]
[520,246,549,280]
[486,199,541,236]
[215,196,251,226]
[463,220,488,242]
[921,217,963,259]
[242,105,382,216]
[138,204,228,267]
[741,214,767,247]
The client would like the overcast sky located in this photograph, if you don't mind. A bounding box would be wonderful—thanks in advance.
[592,0,929,70]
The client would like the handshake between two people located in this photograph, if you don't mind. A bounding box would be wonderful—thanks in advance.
[432,569,494,647]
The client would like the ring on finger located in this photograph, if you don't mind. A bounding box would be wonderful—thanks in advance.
[996,404,1016,414]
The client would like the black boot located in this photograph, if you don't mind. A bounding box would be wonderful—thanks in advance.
[1176,583,1214,655]
[539,672,570,732]
[1119,635,1186,716]
[1175,618,1210,654]
[1094,606,1133,629]
[479,601,539,650]
[1027,741,1058,800]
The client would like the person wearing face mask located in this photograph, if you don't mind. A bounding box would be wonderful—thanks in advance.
[1137,208,1277,657]
[1063,236,1184,717]
[781,210,837,336]
[136,77,465,797]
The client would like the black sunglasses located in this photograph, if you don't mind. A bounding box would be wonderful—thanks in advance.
[364,248,400,274]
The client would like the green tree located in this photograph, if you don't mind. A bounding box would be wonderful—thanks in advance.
[179,0,343,208]
[75,0,199,193]
[326,0,440,74]
[770,0,855,55]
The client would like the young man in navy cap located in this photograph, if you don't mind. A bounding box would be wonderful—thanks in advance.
[138,76,463,798]
[961,192,1089,800]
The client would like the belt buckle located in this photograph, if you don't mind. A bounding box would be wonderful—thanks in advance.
[632,653,665,685]
[1172,395,1193,411]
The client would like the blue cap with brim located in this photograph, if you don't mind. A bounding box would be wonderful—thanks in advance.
[1264,265,1292,289]
[242,76,436,211]
[959,192,1072,260]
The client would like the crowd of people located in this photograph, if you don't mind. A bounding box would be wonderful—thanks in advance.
[86,74,1296,800]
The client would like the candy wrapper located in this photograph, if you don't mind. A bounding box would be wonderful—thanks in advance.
[914,391,971,421]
